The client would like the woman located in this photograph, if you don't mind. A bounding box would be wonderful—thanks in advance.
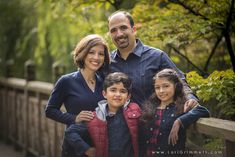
[45,34,110,157]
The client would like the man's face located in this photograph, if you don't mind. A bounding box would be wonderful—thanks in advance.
[108,13,136,50]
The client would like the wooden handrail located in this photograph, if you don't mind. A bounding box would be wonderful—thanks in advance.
[193,118,235,157]
[195,118,235,142]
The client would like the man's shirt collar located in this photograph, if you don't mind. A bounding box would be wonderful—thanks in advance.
[112,39,145,59]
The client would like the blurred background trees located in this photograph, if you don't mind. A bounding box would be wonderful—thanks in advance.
[133,0,234,75]
[1,0,234,81]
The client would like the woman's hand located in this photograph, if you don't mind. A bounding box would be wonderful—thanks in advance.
[85,147,96,157]
[168,119,181,146]
[75,111,94,123]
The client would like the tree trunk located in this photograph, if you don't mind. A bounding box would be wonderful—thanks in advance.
[224,32,235,71]
[223,0,235,71]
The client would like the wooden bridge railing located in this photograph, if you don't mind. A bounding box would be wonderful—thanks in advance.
[0,60,234,157]
[193,118,235,157]
[0,60,65,157]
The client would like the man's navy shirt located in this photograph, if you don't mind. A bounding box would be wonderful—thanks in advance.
[109,39,195,106]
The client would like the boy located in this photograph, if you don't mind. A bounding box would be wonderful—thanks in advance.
[64,72,141,157]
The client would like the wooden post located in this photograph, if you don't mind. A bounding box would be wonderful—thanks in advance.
[24,60,35,81]
[6,59,14,77]
[225,140,235,157]
[52,62,65,157]
[52,62,65,83]
[24,59,35,157]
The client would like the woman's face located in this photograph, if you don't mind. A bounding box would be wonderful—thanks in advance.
[84,44,105,72]
[154,77,175,105]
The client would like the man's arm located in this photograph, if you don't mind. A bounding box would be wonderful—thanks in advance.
[177,105,210,128]
[160,52,199,111]
[181,78,200,112]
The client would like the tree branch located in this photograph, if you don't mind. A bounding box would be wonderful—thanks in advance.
[171,0,209,21]
[203,35,223,72]
[168,44,208,76]
[170,0,224,28]
[223,0,235,71]
[105,0,123,10]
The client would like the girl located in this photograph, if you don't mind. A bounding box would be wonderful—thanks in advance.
[45,34,110,157]
[139,69,209,157]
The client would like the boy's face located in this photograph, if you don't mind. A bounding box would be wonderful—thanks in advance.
[103,82,131,113]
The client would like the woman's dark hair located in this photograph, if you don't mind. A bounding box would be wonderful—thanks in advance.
[140,69,186,125]
[103,72,132,94]
[73,34,110,72]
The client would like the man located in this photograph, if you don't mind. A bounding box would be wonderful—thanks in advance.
[108,10,198,111]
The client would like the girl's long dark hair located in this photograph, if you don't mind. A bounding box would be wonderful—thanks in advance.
[139,69,187,125]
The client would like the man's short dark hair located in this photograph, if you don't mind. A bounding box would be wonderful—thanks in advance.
[108,10,135,28]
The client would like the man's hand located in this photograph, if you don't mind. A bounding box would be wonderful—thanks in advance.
[184,99,199,113]
[85,147,96,157]
[75,111,94,123]
[168,119,181,146]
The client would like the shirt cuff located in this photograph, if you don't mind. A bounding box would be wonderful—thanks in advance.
[186,93,199,102]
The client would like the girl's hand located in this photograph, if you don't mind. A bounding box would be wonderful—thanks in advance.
[75,111,94,123]
[168,119,181,146]
[85,147,96,157]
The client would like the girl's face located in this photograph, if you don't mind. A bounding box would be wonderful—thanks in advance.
[154,77,175,105]
[84,44,105,72]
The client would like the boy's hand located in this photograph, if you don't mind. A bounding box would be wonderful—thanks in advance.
[184,99,199,112]
[75,111,94,123]
[85,147,96,157]
[168,119,181,146]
